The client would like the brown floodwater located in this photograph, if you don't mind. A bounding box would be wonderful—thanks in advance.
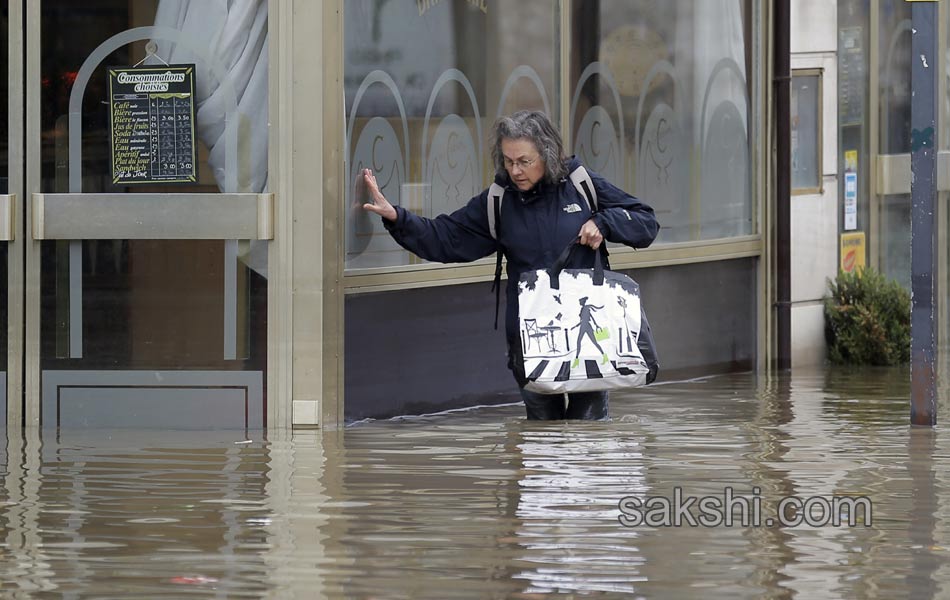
[1,366,949,598]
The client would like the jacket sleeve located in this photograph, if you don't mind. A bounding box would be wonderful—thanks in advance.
[382,190,498,263]
[587,170,660,249]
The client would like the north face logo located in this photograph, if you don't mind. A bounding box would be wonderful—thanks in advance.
[563,203,582,213]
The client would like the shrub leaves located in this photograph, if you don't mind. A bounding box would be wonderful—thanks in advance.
[823,268,910,365]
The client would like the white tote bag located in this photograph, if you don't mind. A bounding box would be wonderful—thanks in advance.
[517,242,655,394]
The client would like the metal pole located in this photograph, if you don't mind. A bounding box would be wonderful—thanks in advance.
[774,0,791,370]
[910,1,938,427]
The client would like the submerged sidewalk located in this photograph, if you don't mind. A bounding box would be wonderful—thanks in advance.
[1,366,948,598]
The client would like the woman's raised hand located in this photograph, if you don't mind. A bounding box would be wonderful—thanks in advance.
[360,168,398,222]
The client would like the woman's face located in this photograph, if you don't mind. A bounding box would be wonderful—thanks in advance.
[501,138,545,191]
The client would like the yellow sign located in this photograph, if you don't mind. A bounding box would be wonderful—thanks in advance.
[844,150,858,171]
[840,232,866,273]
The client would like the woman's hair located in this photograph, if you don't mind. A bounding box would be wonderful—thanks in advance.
[491,110,567,182]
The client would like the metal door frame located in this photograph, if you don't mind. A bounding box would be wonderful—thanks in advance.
[5,0,24,427]
[20,2,277,427]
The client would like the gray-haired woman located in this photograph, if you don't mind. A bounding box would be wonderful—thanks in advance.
[361,110,659,420]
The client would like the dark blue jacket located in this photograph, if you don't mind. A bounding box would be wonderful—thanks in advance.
[383,157,660,341]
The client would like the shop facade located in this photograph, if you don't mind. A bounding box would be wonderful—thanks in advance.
[1,0,775,429]
[341,0,769,420]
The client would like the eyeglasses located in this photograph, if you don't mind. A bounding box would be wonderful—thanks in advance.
[503,155,540,170]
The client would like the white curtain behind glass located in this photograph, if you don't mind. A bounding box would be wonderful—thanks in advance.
[597,0,749,242]
[675,0,750,239]
[151,0,269,274]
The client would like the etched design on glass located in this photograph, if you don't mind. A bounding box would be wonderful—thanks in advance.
[350,118,406,260]
[575,106,620,181]
[422,69,482,217]
[635,61,688,243]
[346,70,410,268]
[496,65,551,118]
[701,103,750,238]
[641,106,678,185]
[426,115,479,216]
[570,62,624,187]
[700,58,750,239]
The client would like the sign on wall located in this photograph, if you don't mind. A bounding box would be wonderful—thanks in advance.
[840,231,866,274]
[109,65,198,185]
[843,150,858,231]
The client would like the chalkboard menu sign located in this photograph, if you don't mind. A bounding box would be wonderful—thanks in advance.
[109,64,198,185]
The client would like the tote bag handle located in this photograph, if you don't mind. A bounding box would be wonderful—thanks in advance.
[548,240,604,290]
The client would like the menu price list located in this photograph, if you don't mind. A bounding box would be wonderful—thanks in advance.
[109,65,197,185]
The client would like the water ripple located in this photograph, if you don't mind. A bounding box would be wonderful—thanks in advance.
[0,368,949,597]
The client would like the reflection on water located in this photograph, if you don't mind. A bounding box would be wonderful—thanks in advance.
[2,367,950,598]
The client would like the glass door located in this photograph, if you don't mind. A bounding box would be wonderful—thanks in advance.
[24,1,271,429]
[876,0,912,290]
[873,0,950,361]
[3,0,22,429]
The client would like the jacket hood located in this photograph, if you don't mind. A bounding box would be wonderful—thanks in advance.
[564,155,582,173]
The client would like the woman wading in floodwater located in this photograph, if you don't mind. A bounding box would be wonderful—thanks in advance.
[361,111,659,420]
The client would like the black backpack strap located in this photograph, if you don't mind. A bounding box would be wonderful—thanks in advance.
[486,183,506,330]
[490,195,503,330]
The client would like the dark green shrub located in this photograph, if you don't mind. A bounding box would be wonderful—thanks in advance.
[823,268,910,365]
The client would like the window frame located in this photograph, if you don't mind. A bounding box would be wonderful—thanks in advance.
[790,67,824,196]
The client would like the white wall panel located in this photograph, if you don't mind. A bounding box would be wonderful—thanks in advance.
[791,0,837,54]
[791,303,828,367]
[791,182,839,304]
